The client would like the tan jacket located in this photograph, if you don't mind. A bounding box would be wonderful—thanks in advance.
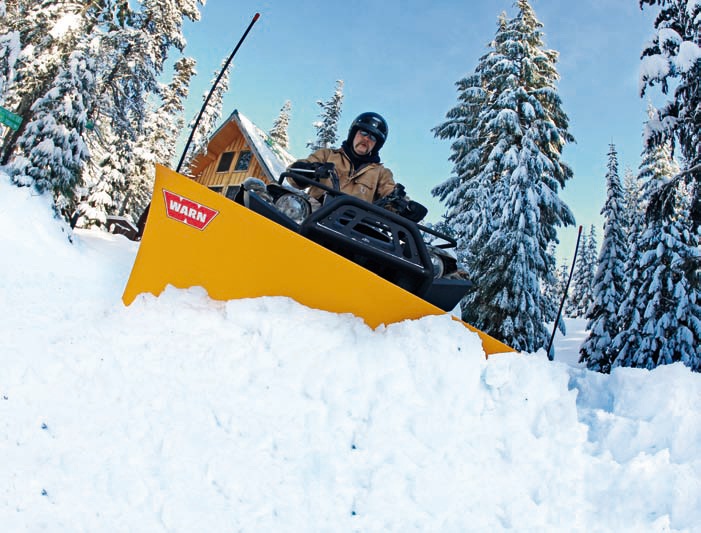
[288,147,396,204]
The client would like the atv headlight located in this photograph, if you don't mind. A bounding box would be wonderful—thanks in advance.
[274,193,310,224]
[241,177,273,203]
[429,250,445,278]
[242,177,267,192]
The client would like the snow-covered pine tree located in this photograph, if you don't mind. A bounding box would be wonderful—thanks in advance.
[555,261,571,316]
[150,56,197,168]
[93,0,203,201]
[10,39,98,218]
[613,180,700,371]
[0,6,20,103]
[580,144,628,372]
[182,56,231,173]
[307,80,344,151]
[638,110,682,205]
[583,225,599,309]
[621,165,642,240]
[542,242,566,336]
[433,1,575,352]
[72,155,118,229]
[92,0,200,147]
[269,100,292,150]
[611,122,696,370]
[3,0,204,223]
[87,0,202,226]
[567,230,590,317]
[0,0,92,166]
[571,225,599,317]
[432,65,493,276]
[639,0,701,232]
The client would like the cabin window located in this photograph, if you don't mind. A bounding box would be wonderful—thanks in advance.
[208,186,224,194]
[234,150,252,171]
[225,185,240,200]
[216,152,235,173]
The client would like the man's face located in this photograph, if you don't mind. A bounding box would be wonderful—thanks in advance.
[352,129,377,156]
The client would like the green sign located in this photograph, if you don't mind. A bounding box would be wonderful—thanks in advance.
[0,106,22,131]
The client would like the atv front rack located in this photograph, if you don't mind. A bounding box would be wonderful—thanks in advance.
[275,172,473,311]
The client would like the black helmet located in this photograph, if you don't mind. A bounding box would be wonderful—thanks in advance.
[348,112,388,152]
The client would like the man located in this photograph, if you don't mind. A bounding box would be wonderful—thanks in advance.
[288,112,400,205]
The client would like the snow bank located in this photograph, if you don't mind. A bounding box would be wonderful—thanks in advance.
[1,174,700,532]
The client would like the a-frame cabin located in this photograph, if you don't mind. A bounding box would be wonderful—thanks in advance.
[186,109,297,200]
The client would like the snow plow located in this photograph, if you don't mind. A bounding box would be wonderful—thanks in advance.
[122,164,514,355]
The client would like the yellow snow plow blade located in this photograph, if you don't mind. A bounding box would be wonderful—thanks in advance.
[122,165,514,356]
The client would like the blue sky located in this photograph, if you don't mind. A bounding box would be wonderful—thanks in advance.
[177,0,660,263]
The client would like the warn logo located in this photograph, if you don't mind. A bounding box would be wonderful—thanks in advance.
[163,190,219,230]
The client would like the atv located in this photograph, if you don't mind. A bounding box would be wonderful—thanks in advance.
[232,169,474,313]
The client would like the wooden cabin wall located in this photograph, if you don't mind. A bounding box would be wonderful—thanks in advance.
[195,131,269,191]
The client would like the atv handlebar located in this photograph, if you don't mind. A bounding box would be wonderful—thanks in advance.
[279,170,458,249]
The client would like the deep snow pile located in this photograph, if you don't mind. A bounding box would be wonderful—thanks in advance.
[1,174,700,532]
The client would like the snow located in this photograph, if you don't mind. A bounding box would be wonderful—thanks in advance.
[639,54,670,91]
[49,14,83,40]
[1,172,701,532]
[675,41,701,73]
[639,25,701,89]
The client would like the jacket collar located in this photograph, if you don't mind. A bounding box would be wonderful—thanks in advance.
[341,141,381,168]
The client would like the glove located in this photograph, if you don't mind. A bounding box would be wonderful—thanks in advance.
[288,161,321,189]
[376,184,426,222]
[400,200,428,222]
[313,162,336,181]
[289,160,319,174]
[289,161,335,182]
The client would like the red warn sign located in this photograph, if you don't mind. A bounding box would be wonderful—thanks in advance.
[163,189,219,230]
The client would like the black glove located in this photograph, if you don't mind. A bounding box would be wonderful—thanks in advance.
[400,200,428,222]
[375,184,427,222]
[289,161,336,182]
[313,162,336,181]
[289,160,318,175]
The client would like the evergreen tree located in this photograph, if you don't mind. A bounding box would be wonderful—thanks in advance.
[0,0,94,166]
[583,225,599,307]
[95,0,202,193]
[183,56,231,172]
[611,126,696,370]
[542,242,559,322]
[568,225,598,318]
[2,0,204,223]
[0,8,20,103]
[431,65,493,275]
[150,56,197,168]
[269,100,292,150]
[10,40,98,218]
[621,165,642,240]
[542,243,566,337]
[637,3,701,366]
[567,230,589,317]
[432,1,575,352]
[639,0,701,231]
[613,181,700,370]
[307,79,344,151]
[580,144,628,372]
[554,261,571,316]
[73,161,117,228]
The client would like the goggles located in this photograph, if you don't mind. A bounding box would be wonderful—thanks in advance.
[358,129,377,142]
